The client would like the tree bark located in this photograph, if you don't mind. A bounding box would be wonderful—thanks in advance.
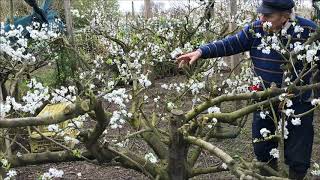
[0,101,90,128]
[64,0,74,44]
[144,0,152,19]
[8,151,93,167]
[168,109,188,180]
[229,0,240,74]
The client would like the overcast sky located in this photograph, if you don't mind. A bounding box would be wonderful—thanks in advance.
[118,0,313,12]
[118,0,201,12]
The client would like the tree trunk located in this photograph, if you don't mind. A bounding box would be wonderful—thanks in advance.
[131,1,135,17]
[144,0,152,19]
[9,0,14,24]
[229,0,240,74]
[64,0,74,44]
[168,110,188,180]
[143,0,155,85]
[229,0,242,110]
[0,80,12,157]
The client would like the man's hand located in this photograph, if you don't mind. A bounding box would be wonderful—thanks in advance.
[176,50,202,68]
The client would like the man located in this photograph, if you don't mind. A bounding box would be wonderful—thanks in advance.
[177,0,320,179]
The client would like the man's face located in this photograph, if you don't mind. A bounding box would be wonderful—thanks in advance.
[259,12,289,32]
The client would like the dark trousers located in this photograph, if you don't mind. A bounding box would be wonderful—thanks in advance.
[252,100,314,173]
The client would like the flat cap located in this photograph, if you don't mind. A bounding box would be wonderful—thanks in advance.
[257,0,295,14]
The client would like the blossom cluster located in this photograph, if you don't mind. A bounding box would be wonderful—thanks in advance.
[0,21,59,64]
[311,163,320,176]
[278,120,289,139]
[4,169,17,180]
[257,20,320,67]
[269,148,279,159]
[109,110,132,129]
[4,79,49,115]
[50,86,77,103]
[40,168,64,180]
[103,88,130,109]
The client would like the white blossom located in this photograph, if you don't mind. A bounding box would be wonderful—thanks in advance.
[153,96,160,103]
[278,120,289,139]
[138,74,152,88]
[170,47,183,59]
[269,148,279,159]
[6,170,17,178]
[291,118,301,126]
[279,93,287,101]
[0,102,11,117]
[260,128,271,138]
[284,109,295,117]
[285,99,293,108]
[306,49,317,63]
[144,153,158,163]
[51,86,77,104]
[211,118,218,124]
[311,163,320,176]
[110,111,127,129]
[262,21,272,30]
[259,111,269,119]
[103,88,129,109]
[167,102,175,109]
[262,46,271,54]
[48,124,60,132]
[48,168,64,178]
[311,98,320,106]
[294,25,304,33]
[208,106,221,113]
[293,42,304,53]
[221,163,228,169]
[190,82,205,95]
[160,84,169,89]
[64,136,80,145]
[16,152,22,157]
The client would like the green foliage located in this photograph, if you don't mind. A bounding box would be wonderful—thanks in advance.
[72,149,82,158]
[32,68,57,87]
[54,47,79,85]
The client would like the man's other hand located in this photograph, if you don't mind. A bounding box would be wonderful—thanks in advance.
[176,50,202,68]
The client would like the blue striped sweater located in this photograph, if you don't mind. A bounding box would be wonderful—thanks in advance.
[199,16,320,100]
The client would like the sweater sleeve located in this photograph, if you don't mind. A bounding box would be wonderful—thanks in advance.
[198,24,254,59]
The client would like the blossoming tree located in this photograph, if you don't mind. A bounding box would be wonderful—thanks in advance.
[0,0,319,179]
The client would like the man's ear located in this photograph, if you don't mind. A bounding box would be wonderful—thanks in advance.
[281,12,291,22]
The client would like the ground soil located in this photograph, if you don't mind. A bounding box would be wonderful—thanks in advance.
[14,76,320,180]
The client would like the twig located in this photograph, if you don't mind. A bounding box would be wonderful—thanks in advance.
[31,127,95,163]
[107,146,155,180]
[0,134,30,153]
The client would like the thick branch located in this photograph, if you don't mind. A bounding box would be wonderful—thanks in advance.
[190,166,228,178]
[203,96,279,123]
[185,136,247,178]
[185,136,234,165]
[0,101,90,128]
[8,151,94,167]
[186,83,320,121]
[83,98,110,162]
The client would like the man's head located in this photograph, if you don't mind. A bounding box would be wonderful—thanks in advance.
[257,0,295,32]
